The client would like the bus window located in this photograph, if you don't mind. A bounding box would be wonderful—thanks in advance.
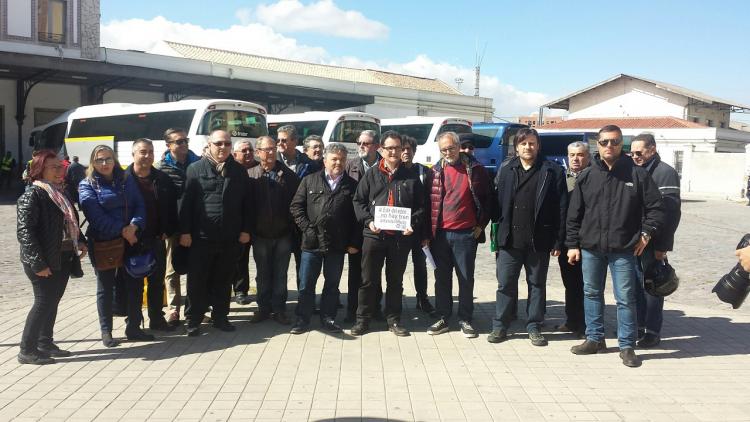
[268,121,327,140]
[38,122,68,151]
[381,124,432,145]
[69,110,196,141]
[199,110,267,138]
[331,120,380,144]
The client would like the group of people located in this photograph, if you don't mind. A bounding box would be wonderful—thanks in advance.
[16,122,684,368]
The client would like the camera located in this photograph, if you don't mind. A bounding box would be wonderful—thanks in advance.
[712,233,750,309]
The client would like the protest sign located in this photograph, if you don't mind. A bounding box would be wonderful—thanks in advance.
[374,206,411,231]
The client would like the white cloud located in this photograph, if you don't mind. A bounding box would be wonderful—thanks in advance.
[100,16,328,63]
[250,0,389,40]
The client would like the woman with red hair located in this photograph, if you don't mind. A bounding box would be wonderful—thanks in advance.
[16,149,87,364]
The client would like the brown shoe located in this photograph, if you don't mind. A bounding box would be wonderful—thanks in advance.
[619,348,641,367]
[570,339,607,355]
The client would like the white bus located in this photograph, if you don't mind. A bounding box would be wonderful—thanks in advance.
[29,109,76,156]
[267,111,380,154]
[381,116,472,165]
[63,99,268,166]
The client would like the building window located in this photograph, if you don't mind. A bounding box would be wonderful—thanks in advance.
[706,119,713,127]
[38,0,66,43]
[674,151,683,179]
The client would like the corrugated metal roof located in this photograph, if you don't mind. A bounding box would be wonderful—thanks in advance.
[165,41,460,95]
[543,74,750,111]
[539,116,708,129]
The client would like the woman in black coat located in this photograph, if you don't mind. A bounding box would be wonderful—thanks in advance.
[17,150,87,364]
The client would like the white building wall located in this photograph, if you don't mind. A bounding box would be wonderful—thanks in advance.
[569,78,689,119]
[7,0,32,38]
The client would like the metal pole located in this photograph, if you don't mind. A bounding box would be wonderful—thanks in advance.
[15,80,25,165]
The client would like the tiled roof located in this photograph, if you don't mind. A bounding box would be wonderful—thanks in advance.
[164,41,460,95]
[539,116,708,129]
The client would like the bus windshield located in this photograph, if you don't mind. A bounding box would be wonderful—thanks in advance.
[382,124,432,145]
[331,120,380,144]
[199,110,267,138]
[438,124,471,135]
[268,121,327,140]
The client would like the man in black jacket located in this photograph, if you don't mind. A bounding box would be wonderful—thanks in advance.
[487,128,567,347]
[630,133,681,348]
[566,125,663,367]
[248,136,300,325]
[64,156,85,204]
[179,130,252,336]
[127,139,179,333]
[351,131,425,337]
[289,143,360,334]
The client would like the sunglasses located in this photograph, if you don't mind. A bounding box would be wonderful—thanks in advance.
[211,141,232,147]
[597,138,622,147]
[631,151,645,157]
[357,141,375,147]
[461,144,475,150]
[168,138,189,146]
[94,157,114,165]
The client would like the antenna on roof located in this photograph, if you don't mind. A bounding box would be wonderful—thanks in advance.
[474,41,487,97]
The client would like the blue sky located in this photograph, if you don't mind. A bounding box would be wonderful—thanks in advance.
[101,0,750,121]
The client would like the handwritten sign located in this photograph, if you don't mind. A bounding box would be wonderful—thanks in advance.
[374,206,411,231]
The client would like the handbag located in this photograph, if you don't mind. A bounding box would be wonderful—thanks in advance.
[93,238,125,271]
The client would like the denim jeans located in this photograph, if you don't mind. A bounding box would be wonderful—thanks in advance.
[581,249,638,349]
[295,250,345,324]
[253,234,293,315]
[95,267,144,335]
[634,246,664,335]
[494,247,549,331]
[432,229,478,322]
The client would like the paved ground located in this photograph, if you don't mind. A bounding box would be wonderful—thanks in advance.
[1,194,750,421]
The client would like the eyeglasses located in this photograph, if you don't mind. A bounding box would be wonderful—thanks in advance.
[238,149,253,154]
[168,138,189,146]
[598,138,622,147]
[277,138,292,143]
[382,146,402,153]
[631,151,645,157]
[461,145,475,150]
[94,157,114,165]
[257,147,275,153]
[357,141,375,147]
[211,141,232,147]
[440,146,458,153]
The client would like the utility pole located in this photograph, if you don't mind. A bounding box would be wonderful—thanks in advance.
[474,41,487,97]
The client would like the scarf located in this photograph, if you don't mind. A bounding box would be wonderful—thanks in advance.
[33,180,80,252]
[203,150,227,176]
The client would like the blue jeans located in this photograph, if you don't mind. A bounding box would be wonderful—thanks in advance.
[634,247,664,335]
[581,249,637,349]
[432,229,478,322]
[494,248,549,331]
[295,250,345,324]
[253,234,292,315]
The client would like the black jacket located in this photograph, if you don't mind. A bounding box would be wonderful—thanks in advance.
[642,154,681,251]
[126,165,179,238]
[290,170,361,253]
[179,157,252,243]
[64,161,86,203]
[494,157,567,252]
[566,154,664,253]
[345,154,381,183]
[155,150,200,204]
[353,162,425,240]
[17,186,86,273]
[248,161,300,239]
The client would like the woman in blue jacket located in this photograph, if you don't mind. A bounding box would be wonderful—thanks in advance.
[79,145,150,347]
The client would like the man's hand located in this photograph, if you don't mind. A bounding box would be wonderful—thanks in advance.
[239,232,251,244]
[472,226,483,239]
[567,248,581,265]
[78,244,88,259]
[736,246,750,272]
[368,221,380,234]
[122,224,138,246]
[551,249,560,257]
[634,234,650,256]
[179,233,192,248]
[35,267,52,277]
[346,246,359,255]
[403,227,413,236]
[655,250,667,261]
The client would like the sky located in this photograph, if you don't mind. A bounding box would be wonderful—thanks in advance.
[100,0,750,122]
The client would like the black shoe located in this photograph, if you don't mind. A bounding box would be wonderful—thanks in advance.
[18,352,55,365]
[487,329,507,343]
[571,339,607,355]
[102,332,120,348]
[350,322,369,336]
[213,320,236,332]
[321,317,342,333]
[290,320,309,335]
[416,296,435,314]
[389,322,410,337]
[150,318,176,332]
[167,311,181,327]
[427,319,449,335]
[235,293,252,305]
[272,312,291,325]
[619,348,641,367]
[459,320,478,339]
[343,313,356,323]
[126,330,156,341]
[528,329,548,347]
[249,312,270,324]
[186,325,201,337]
[637,333,661,348]
[38,343,71,357]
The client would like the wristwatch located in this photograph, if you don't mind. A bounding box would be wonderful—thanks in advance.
[641,232,651,242]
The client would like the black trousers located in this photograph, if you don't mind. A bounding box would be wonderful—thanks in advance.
[185,239,242,327]
[146,238,167,322]
[20,252,72,354]
[410,236,428,298]
[357,235,410,324]
[558,250,585,331]
[234,243,251,295]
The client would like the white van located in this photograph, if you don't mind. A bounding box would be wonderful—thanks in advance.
[381,116,472,165]
[267,111,380,155]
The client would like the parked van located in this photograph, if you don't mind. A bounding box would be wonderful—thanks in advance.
[381,116,472,165]
[267,111,380,155]
[471,122,528,174]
